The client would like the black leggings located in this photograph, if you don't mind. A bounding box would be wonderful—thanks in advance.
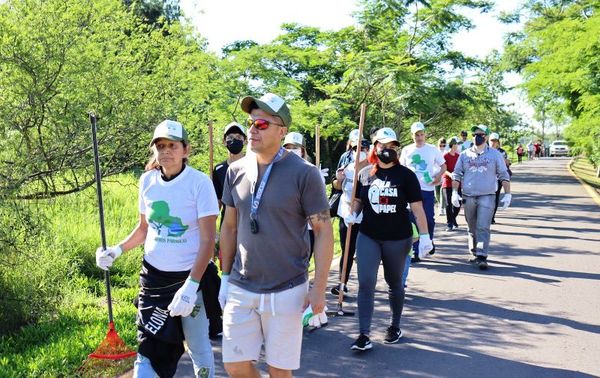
[443,187,461,226]
[338,220,359,284]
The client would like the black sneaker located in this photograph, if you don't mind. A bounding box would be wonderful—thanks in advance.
[446,225,454,232]
[410,255,421,263]
[330,284,349,296]
[383,326,403,344]
[351,334,372,351]
[475,256,488,270]
[453,221,459,228]
[428,243,436,256]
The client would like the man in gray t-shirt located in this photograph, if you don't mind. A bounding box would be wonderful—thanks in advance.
[219,92,334,376]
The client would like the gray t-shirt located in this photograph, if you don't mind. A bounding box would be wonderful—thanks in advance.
[222,152,329,293]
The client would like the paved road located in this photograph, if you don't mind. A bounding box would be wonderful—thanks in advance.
[176,157,600,377]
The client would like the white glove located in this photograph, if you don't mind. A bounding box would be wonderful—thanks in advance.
[303,305,328,328]
[500,193,512,210]
[418,234,433,259]
[218,274,229,310]
[451,190,462,208]
[343,212,358,227]
[95,245,122,271]
[168,278,199,317]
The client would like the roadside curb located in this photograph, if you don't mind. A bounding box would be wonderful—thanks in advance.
[567,159,600,207]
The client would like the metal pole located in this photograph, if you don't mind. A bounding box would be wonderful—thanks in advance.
[89,113,114,324]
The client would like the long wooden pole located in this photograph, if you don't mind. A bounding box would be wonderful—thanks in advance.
[336,103,366,313]
[315,123,321,168]
[208,120,214,179]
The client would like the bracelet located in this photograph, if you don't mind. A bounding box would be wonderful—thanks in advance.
[188,277,200,284]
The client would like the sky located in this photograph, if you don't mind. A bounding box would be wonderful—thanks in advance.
[180,0,535,130]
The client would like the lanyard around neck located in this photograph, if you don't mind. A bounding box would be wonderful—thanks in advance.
[250,147,285,220]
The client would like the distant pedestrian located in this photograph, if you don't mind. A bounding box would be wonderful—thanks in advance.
[442,137,461,231]
[459,130,472,152]
[451,125,511,270]
[344,127,432,351]
[516,143,524,163]
[527,141,534,160]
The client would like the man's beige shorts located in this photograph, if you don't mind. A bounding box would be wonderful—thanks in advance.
[222,281,308,370]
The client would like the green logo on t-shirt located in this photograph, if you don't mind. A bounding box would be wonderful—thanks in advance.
[147,201,189,237]
[410,154,433,183]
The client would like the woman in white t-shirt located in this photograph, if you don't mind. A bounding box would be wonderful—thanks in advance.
[95,120,219,378]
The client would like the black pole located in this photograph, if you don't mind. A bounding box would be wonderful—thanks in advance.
[89,112,114,324]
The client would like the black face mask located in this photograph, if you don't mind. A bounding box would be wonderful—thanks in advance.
[377,148,397,164]
[474,134,486,146]
[226,139,244,154]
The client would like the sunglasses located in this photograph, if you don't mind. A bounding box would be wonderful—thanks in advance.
[439,144,446,147]
[246,118,284,130]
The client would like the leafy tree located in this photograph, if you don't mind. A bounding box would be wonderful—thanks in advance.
[502,0,600,172]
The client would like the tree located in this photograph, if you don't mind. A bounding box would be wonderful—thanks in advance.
[502,0,600,170]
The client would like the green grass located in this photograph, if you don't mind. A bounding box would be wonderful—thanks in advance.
[0,172,342,376]
[571,157,600,191]
[0,174,141,377]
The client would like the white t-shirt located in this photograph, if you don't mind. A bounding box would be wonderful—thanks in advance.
[399,143,445,191]
[336,163,363,223]
[139,166,219,271]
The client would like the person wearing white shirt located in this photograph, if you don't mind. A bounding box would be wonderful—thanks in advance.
[399,122,447,265]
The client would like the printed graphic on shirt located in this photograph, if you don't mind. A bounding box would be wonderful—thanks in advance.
[368,179,398,214]
[467,157,490,173]
[147,201,189,239]
[410,154,434,184]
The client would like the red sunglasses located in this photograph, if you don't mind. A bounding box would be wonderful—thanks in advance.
[246,118,284,130]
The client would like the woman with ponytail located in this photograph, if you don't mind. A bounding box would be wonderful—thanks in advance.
[345,127,432,351]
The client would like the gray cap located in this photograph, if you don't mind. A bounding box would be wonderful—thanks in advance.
[240,93,292,127]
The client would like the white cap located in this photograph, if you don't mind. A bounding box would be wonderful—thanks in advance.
[150,120,188,146]
[374,127,399,145]
[283,132,305,147]
[348,129,360,144]
[410,121,425,134]
[489,132,500,141]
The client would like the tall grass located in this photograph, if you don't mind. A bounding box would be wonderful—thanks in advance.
[0,174,141,376]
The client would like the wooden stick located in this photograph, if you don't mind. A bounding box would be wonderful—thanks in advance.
[337,103,366,307]
[315,123,321,168]
[208,120,214,179]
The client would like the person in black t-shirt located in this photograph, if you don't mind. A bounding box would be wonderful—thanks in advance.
[344,127,433,352]
[213,122,247,219]
[208,122,246,340]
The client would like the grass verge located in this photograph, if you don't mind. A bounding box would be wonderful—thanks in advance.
[571,157,600,193]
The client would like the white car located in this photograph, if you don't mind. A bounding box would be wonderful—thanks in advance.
[549,140,570,157]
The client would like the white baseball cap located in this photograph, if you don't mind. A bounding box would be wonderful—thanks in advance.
[374,127,399,145]
[348,129,360,143]
[283,132,305,147]
[489,132,500,141]
[150,120,188,146]
[410,121,425,134]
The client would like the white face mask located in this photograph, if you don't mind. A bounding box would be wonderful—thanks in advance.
[358,151,367,162]
[287,148,303,158]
